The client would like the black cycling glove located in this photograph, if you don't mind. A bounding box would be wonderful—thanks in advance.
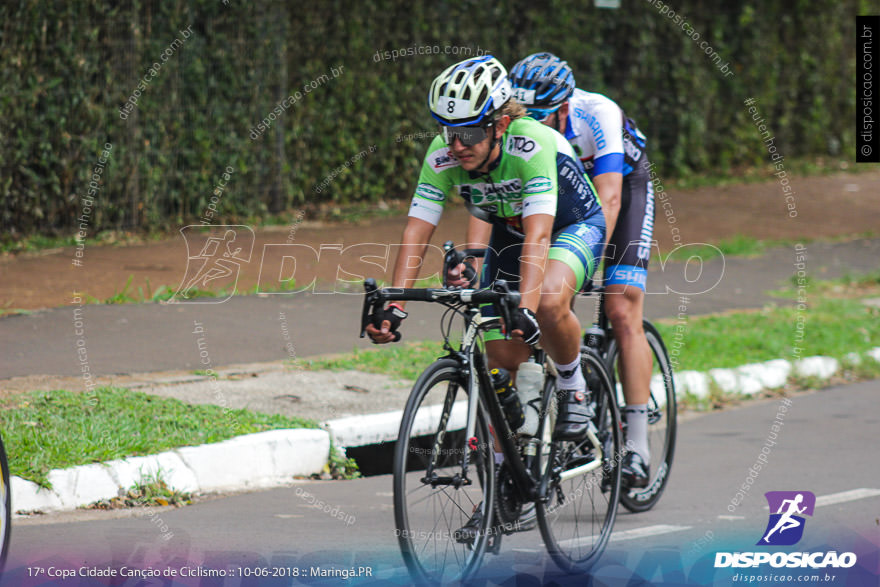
[512,307,540,345]
[372,303,408,342]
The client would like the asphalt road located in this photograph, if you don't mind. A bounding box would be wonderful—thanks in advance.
[6,379,879,585]
[2,238,878,379]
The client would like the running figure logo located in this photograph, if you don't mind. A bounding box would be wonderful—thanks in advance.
[758,491,816,546]
[172,225,254,303]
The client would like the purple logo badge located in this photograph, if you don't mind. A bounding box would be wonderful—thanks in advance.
[758,491,816,546]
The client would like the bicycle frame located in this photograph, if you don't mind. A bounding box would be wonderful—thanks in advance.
[361,278,608,507]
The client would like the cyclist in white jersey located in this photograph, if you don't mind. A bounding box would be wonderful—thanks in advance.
[510,52,656,489]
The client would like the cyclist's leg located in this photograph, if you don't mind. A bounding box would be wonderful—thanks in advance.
[536,259,581,370]
[482,228,532,373]
[604,161,655,483]
[544,221,605,439]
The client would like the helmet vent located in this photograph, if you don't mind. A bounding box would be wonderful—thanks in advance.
[476,87,488,109]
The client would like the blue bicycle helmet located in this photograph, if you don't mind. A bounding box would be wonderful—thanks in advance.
[508,52,575,109]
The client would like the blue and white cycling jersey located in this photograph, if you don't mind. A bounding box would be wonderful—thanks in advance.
[564,89,647,178]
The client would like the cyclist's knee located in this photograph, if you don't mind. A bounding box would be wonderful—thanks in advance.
[536,291,573,325]
[605,287,643,326]
[605,303,643,340]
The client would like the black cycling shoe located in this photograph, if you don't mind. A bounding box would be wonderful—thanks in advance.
[553,389,593,441]
[454,508,484,545]
[454,506,504,554]
[621,451,650,489]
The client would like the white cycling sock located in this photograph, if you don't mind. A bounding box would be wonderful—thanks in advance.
[623,404,650,462]
[494,451,505,465]
[556,357,585,392]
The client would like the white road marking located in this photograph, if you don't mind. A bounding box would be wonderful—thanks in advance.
[555,524,692,549]
[717,515,745,520]
[608,524,693,543]
[815,488,880,508]
[761,488,880,509]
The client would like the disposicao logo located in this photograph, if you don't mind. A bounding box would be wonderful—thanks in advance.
[714,490,857,570]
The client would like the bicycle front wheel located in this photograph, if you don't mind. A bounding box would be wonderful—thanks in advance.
[393,358,495,584]
[537,351,622,572]
[0,435,10,575]
[607,320,677,512]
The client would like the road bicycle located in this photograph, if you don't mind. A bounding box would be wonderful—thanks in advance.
[360,249,624,583]
[578,281,677,512]
[0,434,10,574]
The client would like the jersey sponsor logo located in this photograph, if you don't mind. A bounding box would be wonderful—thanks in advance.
[523,176,552,195]
[572,106,607,150]
[558,158,594,206]
[637,181,655,260]
[506,134,542,162]
[415,183,446,202]
[623,134,643,162]
[459,179,522,208]
[428,147,460,171]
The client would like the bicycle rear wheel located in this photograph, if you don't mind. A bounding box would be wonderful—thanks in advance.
[537,352,622,572]
[393,358,495,583]
[0,435,10,574]
[607,320,677,512]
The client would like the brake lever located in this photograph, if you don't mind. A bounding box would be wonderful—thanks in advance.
[360,278,378,338]
[361,279,403,342]
[492,279,520,340]
[442,241,476,287]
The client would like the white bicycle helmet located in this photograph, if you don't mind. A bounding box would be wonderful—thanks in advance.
[428,56,512,126]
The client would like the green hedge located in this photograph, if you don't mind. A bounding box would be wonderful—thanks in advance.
[0,0,858,238]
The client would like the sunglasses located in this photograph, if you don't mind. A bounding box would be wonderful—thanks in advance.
[440,122,493,147]
[527,106,560,122]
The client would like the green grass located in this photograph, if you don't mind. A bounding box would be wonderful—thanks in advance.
[653,295,880,371]
[0,387,319,488]
[663,234,800,263]
[303,340,447,381]
[0,230,165,255]
[303,279,880,381]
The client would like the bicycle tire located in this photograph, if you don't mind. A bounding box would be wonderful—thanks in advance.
[393,358,495,584]
[537,351,622,572]
[606,320,677,513]
[0,435,10,575]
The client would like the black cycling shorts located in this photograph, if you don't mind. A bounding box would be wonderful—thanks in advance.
[603,157,655,290]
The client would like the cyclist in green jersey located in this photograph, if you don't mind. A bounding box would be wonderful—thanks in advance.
[366,56,606,441]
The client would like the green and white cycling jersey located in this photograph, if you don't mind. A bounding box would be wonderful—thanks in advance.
[408,117,603,237]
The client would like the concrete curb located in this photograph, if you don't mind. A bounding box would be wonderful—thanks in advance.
[12,428,329,514]
[13,348,878,514]
[323,348,880,448]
